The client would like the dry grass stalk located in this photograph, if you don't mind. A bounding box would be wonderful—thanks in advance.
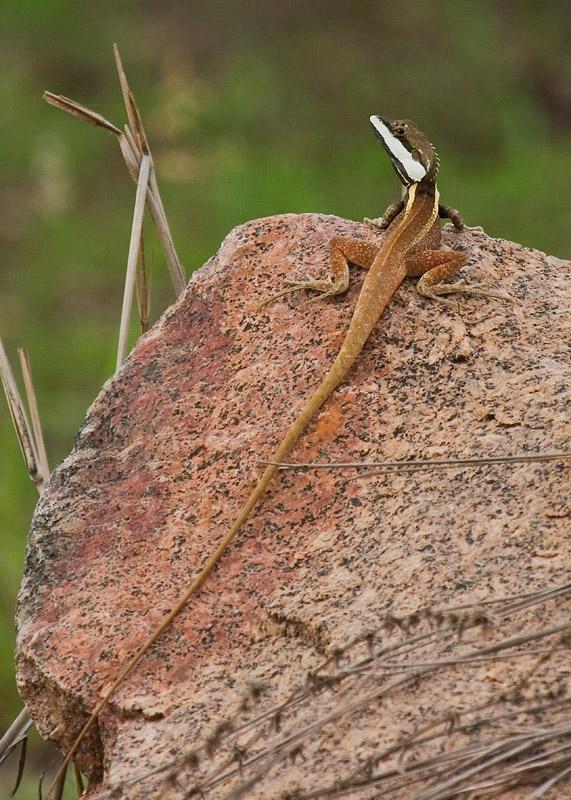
[40,48,191,797]
[146,164,187,295]
[112,42,186,296]
[0,339,45,491]
[70,584,570,799]
[113,43,148,153]
[527,763,571,799]
[266,450,571,472]
[0,708,32,769]
[116,153,151,370]
[43,45,186,298]
[18,348,50,479]
[0,344,52,777]
[120,118,186,296]
[93,583,571,800]
[136,233,150,334]
[39,761,68,800]
[42,92,122,136]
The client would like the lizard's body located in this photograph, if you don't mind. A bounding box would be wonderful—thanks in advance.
[51,117,497,786]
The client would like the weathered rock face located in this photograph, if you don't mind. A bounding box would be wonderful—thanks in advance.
[16,214,570,798]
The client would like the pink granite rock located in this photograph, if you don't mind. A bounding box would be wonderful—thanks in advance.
[16,214,571,797]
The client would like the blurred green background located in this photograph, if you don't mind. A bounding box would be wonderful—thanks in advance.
[1,1,570,795]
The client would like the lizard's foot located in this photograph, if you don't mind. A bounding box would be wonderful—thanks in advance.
[438,203,464,230]
[260,276,344,308]
[363,216,388,230]
[417,278,511,305]
[365,200,404,230]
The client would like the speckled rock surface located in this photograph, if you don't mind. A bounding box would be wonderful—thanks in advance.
[16,214,570,798]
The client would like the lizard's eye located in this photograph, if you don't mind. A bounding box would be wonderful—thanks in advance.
[393,125,406,137]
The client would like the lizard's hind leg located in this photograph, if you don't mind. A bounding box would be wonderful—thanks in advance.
[408,249,510,308]
[262,237,378,307]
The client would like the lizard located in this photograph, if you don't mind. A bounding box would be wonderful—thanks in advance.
[48,116,501,791]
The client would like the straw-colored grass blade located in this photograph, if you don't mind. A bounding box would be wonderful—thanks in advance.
[44,47,187,298]
[113,44,186,295]
[0,339,41,490]
[113,44,149,154]
[116,154,151,370]
[118,129,186,296]
[39,760,68,800]
[147,165,186,296]
[136,233,150,334]
[122,122,140,165]
[42,92,122,136]
[526,764,571,800]
[0,351,51,779]
[265,451,571,472]
[117,130,140,181]
[0,708,32,768]
[18,348,50,482]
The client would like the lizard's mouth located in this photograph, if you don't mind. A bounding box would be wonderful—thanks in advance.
[369,114,427,186]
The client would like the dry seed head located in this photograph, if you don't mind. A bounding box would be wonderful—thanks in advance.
[166,770,182,788]
[269,710,282,733]
[233,743,248,773]
[183,784,203,799]
[183,750,200,769]
[288,744,306,764]
[239,679,269,712]
[210,718,234,745]
[407,612,421,627]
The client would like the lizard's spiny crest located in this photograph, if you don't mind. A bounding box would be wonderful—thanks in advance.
[369,116,438,185]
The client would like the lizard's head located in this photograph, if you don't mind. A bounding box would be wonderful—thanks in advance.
[369,116,439,186]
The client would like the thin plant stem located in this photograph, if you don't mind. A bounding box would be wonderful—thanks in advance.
[17,348,50,480]
[116,153,150,370]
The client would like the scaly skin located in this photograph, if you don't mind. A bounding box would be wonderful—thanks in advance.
[47,119,494,793]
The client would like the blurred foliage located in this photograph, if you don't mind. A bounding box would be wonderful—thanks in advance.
[0,0,569,794]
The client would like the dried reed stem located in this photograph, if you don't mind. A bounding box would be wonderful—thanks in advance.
[42,92,121,135]
[43,43,186,298]
[265,451,571,472]
[113,43,186,295]
[0,344,51,771]
[136,233,150,333]
[18,348,50,480]
[116,153,150,370]
[0,708,32,768]
[0,339,42,491]
[113,43,147,151]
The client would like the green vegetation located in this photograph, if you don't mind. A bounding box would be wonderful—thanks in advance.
[1,1,569,793]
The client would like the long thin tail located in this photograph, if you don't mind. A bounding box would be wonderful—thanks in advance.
[49,174,426,798]
[48,334,359,794]
[49,240,409,793]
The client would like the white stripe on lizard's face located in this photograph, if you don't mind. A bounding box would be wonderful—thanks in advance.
[369,115,427,183]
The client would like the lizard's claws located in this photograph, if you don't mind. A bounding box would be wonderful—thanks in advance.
[363,216,388,230]
[258,283,301,309]
[417,280,512,311]
[260,277,339,309]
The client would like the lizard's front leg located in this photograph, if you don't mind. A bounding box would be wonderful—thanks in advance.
[438,203,464,229]
[407,249,510,307]
[262,237,378,306]
[364,199,404,230]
